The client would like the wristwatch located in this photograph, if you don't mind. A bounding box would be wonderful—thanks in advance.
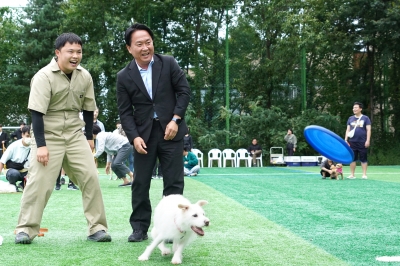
[171,117,182,125]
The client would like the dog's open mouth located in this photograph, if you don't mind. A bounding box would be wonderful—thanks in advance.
[191,226,204,236]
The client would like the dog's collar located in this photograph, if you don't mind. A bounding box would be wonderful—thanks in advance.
[174,217,185,234]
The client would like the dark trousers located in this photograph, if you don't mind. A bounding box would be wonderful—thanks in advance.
[130,120,184,233]
[152,161,162,176]
[6,169,27,187]
[55,169,75,186]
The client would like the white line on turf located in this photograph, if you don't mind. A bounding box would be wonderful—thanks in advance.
[376,256,400,262]
[199,172,400,176]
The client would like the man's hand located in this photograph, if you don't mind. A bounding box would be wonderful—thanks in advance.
[365,140,370,148]
[164,121,178,140]
[87,139,94,150]
[105,163,111,175]
[37,146,49,166]
[133,137,147,154]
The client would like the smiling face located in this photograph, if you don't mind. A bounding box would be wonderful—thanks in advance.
[353,104,362,116]
[55,42,82,74]
[126,30,154,69]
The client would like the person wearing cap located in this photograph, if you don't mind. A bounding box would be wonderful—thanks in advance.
[0,124,10,158]
[14,32,110,244]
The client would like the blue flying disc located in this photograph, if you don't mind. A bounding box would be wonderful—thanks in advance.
[304,125,354,164]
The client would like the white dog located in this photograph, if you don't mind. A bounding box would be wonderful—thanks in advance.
[138,194,210,264]
[0,180,17,193]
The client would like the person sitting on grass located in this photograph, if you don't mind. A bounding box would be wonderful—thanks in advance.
[0,125,31,192]
[183,147,200,176]
[93,124,134,187]
[320,159,336,179]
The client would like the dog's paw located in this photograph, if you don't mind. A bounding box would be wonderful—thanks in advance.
[171,255,182,264]
[171,258,182,264]
[161,247,171,256]
[138,254,149,261]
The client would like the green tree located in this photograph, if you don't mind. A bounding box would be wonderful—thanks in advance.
[0,7,24,125]
[4,0,65,124]
[62,0,134,131]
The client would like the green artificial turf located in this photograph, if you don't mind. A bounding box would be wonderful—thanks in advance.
[195,166,400,265]
[0,166,398,265]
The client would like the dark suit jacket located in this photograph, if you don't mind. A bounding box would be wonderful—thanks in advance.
[0,131,9,149]
[11,129,22,140]
[116,54,191,144]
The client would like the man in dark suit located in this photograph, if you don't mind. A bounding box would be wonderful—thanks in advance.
[11,121,26,140]
[116,23,191,242]
[0,124,10,158]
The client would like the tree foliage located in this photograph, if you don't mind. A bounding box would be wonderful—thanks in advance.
[1,0,399,164]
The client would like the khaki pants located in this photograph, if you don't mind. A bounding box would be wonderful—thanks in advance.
[251,150,262,165]
[16,112,108,239]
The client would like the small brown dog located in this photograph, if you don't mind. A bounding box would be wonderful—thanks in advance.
[335,163,343,180]
[330,165,338,180]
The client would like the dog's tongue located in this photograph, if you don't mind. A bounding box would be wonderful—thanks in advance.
[191,226,204,236]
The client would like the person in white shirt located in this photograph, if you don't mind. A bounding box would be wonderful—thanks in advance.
[113,120,134,173]
[0,126,31,191]
[93,124,134,186]
[93,108,105,132]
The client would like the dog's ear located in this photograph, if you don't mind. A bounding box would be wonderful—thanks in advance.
[178,204,190,210]
[196,200,208,207]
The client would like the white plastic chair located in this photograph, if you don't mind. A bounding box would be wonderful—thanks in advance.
[222,148,236,167]
[235,148,251,167]
[249,153,263,167]
[191,148,204,168]
[207,149,222,167]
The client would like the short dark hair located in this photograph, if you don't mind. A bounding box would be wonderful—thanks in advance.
[116,120,121,125]
[0,124,3,127]
[93,124,102,135]
[354,102,363,109]
[55,33,82,50]
[183,147,189,152]
[288,128,293,134]
[21,126,30,134]
[19,121,26,126]
[125,23,154,46]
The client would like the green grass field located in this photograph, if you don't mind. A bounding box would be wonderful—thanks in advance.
[1,165,399,265]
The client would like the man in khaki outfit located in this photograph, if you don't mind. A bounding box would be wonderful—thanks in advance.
[15,33,111,244]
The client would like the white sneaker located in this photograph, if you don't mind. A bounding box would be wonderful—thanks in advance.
[347,175,356,179]
[362,176,368,179]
